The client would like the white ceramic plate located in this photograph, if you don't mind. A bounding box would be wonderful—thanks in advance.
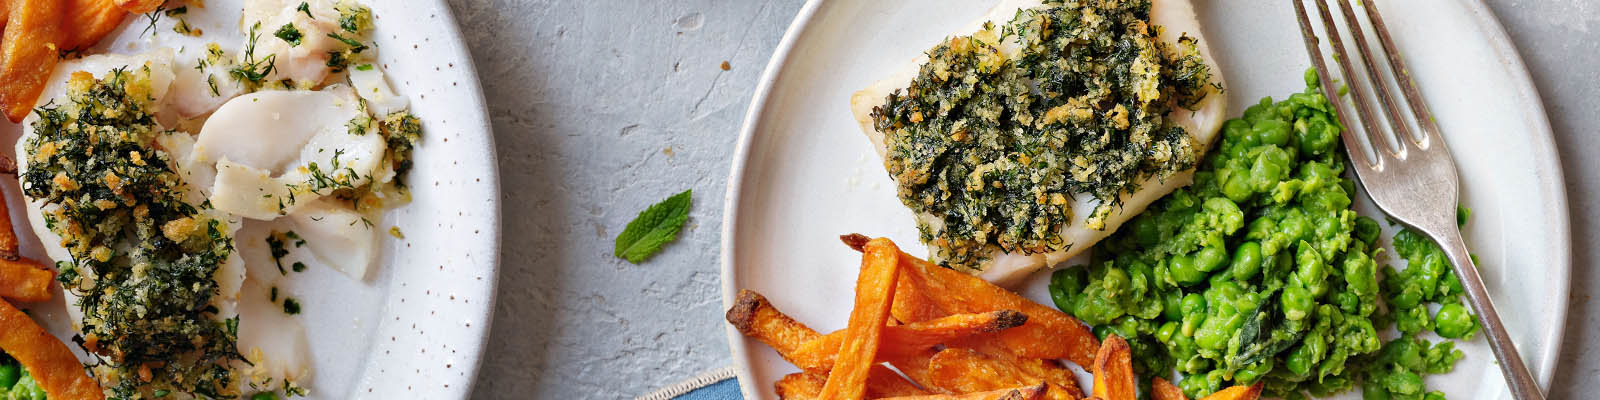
[1,1,500,399]
[721,1,1569,399]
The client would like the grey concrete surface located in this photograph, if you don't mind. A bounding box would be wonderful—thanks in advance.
[447,0,1599,398]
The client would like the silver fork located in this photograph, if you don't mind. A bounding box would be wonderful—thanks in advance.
[1291,0,1544,399]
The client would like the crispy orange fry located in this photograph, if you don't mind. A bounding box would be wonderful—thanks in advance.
[1198,383,1263,400]
[0,0,66,122]
[865,364,930,398]
[842,234,1100,367]
[113,0,161,14]
[1092,335,1136,400]
[878,383,1048,400]
[0,300,102,400]
[818,238,901,400]
[891,267,947,323]
[777,372,826,400]
[1152,377,1188,400]
[64,0,129,51]
[726,290,927,397]
[728,289,820,359]
[0,192,18,259]
[0,257,52,302]
[926,348,1076,400]
[793,310,1027,369]
[946,337,1083,399]
[889,350,940,394]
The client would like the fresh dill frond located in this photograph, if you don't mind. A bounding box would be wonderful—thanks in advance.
[230,23,277,85]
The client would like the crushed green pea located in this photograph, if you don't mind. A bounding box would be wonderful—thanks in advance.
[1049,71,1473,399]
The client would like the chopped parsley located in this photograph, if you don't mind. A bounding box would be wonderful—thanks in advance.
[267,230,291,275]
[21,67,243,398]
[168,7,201,36]
[292,261,307,273]
[378,111,423,186]
[336,2,373,33]
[282,298,302,315]
[274,23,304,47]
[869,0,1216,270]
[296,2,314,19]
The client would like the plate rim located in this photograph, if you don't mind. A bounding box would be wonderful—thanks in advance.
[720,0,825,399]
[421,1,506,397]
[1456,0,1571,389]
[719,0,1571,397]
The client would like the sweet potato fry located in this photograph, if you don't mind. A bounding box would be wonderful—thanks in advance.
[64,0,129,51]
[889,350,939,393]
[793,310,1027,369]
[728,289,821,359]
[0,194,19,260]
[1198,383,1263,400]
[0,300,102,400]
[0,257,52,302]
[777,369,927,400]
[777,372,826,400]
[1091,335,1136,400]
[0,0,66,122]
[1152,377,1188,400]
[946,337,1083,399]
[878,383,1048,400]
[926,348,1075,400]
[113,0,161,14]
[865,364,930,398]
[726,289,930,397]
[841,234,1100,367]
[892,266,947,324]
[818,238,901,400]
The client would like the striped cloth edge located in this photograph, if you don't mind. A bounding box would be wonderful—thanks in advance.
[636,366,738,400]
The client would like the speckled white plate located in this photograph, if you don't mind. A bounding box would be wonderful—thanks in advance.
[0,1,500,399]
[722,1,1568,399]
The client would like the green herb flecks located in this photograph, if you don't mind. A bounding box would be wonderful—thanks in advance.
[283,298,302,315]
[870,0,1216,270]
[274,23,304,47]
[168,7,200,36]
[336,2,373,33]
[21,67,243,398]
[614,189,692,263]
[296,2,314,19]
[267,230,291,275]
[231,22,278,87]
[379,111,423,187]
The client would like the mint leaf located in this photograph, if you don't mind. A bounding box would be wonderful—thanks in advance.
[614,189,692,263]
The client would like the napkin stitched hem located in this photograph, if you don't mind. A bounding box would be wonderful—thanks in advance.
[636,366,738,400]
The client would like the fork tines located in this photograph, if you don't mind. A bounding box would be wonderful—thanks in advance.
[1291,0,1444,170]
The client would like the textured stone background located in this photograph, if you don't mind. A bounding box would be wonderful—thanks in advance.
[443,0,1600,398]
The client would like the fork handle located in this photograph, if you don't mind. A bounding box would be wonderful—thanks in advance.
[1433,227,1545,400]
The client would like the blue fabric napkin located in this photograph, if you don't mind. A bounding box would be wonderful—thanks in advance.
[639,367,742,400]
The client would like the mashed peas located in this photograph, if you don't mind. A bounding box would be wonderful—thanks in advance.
[0,353,45,400]
[1049,70,1475,399]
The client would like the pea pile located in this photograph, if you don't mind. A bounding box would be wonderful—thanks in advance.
[1048,70,1477,399]
[0,353,45,400]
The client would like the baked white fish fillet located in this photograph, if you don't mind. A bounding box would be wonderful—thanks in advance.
[849,0,1228,286]
[14,50,312,393]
